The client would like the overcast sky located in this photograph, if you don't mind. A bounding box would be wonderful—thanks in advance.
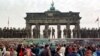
[0,0,100,29]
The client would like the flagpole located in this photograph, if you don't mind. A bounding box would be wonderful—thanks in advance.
[97,17,99,38]
[8,17,9,28]
[98,19,99,29]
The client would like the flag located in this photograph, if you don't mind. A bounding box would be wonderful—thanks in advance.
[96,17,99,22]
[95,17,99,29]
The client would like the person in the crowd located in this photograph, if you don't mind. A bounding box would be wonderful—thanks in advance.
[9,45,16,56]
[2,45,6,56]
[16,44,25,56]
[33,45,39,56]
[65,45,68,56]
[84,46,93,56]
[5,47,10,56]
[78,45,85,56]
[91,44,96,53]
[50,44,56,56]
[70,44,80,56]
[54,47,61,56]
[60,44,65,56]
[40,44,51,56]
[38,46,44,56]
[65,45,73,56]
[13,48,17,56]
[93,45,100,56]
[25,45,35,56]
[0,48,2,56]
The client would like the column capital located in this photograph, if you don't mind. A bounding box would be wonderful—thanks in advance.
[57,24,61,38]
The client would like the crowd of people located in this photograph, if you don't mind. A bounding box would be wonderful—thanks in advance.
[80,28,100,38]
[0,42,100,56]
[0,27,100,38]
[0,27,30,38]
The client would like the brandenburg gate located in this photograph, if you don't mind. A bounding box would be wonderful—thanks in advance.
[24,2,81,39]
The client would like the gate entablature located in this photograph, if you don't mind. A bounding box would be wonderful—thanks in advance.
[25,11,81,25]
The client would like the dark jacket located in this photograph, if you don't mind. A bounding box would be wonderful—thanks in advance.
[40,48,51,56]
[54,52,60,56]
[16,48,25,56]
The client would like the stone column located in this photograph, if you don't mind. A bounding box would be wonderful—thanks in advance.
[57,24,61,38]
[66,23,71,38]
[44,24,49,38]
[33,27,36,38]
[35,24,40,38]
[75,23,80,38]
[45,24,49,29]
[63,28,66,38]
[72,28,76,38]
[26,23,32,38]
[26,23,31,30]
[48,28,51,39]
